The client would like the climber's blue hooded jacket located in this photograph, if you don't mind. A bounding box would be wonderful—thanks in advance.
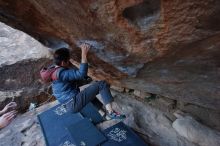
[52,63,88,103]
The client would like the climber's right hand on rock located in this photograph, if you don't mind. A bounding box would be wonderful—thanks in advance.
[80,43,90,63]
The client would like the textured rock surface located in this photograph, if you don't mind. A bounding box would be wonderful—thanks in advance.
[0,22,51,67]
[123,33,220,110]
[111,90,198,146]
[0,22,52,111]
[0,1,220,146]
[177,103,220,131]
[0,0,219,111]
[173,115,220,146]
[0,58,53,111]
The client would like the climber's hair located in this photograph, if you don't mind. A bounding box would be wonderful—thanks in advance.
[53,48,70,65]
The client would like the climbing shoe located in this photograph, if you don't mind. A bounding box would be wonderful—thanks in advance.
[106,111,126,120]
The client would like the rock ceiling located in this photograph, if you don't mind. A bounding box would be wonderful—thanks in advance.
[0,0,219,110]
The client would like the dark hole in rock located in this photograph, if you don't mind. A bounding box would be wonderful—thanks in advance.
[122,0,160,30]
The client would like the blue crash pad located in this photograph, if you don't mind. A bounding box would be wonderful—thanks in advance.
[80,102,104,124]
[102,122,148,146]
[67,118,107,146]
[38,104,83,146]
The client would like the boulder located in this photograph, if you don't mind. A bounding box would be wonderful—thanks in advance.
[0,0,219,110]
[0,22,52,110]
[173,113,220,146]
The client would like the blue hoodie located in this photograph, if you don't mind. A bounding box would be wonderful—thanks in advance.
[52,63,88,103]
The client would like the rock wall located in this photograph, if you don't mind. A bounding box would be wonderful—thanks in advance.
[0,22,52,111]
[0,0,219,111]
[0,22,51,66]
[0,0,219,75]
[0,1,219,145]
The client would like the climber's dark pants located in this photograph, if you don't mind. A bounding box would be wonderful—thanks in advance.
[64,81,113,113]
